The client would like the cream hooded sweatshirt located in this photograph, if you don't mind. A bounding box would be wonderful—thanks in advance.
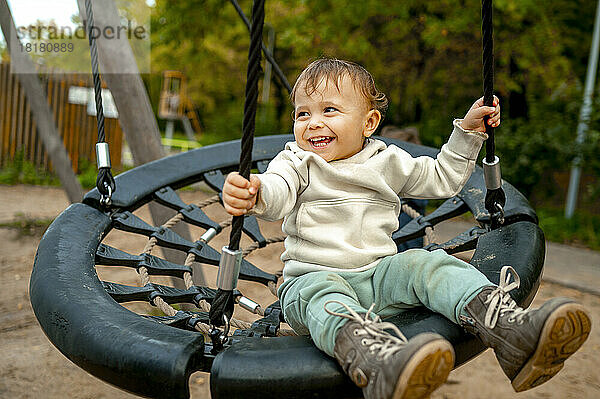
[252,119,487,280]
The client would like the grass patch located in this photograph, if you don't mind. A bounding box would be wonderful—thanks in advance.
[76,159,99,189]
[0,213,53,237]
[0,152,60,186]
[536,206,600,251]
[1,154,130,190]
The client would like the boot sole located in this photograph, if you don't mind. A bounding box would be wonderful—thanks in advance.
[512,302,591,392]
[393,339,455,399]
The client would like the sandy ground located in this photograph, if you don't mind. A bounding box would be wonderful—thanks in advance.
[0,184,599,399]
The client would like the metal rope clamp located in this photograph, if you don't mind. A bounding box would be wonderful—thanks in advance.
[210,246,243,348]
[217,246,243,291]
[199,227,218,244]
[483,155,505,225]
[96,142,113,207]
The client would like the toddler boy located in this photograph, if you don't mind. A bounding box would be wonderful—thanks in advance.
[223,58,590,399]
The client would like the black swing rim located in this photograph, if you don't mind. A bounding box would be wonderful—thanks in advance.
[31,135,544,399]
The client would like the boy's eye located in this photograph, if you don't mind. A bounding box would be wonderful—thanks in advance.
[295,111,309,119]
[324,106,338,113]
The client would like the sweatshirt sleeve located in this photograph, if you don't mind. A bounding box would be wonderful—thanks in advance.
[249,150,306,221]
[391,119,488,199]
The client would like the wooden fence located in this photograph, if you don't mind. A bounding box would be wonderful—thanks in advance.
[0,62,122,173]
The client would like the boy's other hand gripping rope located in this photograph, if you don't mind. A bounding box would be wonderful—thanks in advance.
[481,0,505,229]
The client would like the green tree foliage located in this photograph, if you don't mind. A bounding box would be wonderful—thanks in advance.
[148,0,598,201]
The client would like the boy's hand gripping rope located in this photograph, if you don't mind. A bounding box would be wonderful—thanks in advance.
[208,0,266,343]
[482,0,505,229]
[85,0,115,207]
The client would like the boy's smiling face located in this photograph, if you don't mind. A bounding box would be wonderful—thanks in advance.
[293,75,381,162]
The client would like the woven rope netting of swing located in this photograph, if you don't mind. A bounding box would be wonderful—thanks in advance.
[140,195,287,335]
[94,184,433,340]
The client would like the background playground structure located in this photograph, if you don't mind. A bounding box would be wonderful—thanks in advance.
[158,70,203,143]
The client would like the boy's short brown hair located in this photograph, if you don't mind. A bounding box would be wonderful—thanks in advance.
[291,58,388,118]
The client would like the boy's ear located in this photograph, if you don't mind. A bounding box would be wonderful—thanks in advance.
[363,109,382,138]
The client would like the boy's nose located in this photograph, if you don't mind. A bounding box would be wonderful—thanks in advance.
[308,117,324,129]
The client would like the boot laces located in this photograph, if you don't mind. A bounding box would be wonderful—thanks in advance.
[325,300,408,360]
[484,265,529,328]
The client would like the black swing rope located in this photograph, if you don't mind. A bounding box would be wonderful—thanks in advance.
[229,0,265,251]
[481,0,506,228]
[209,0,266,332]
[85,0,115,207]
[229,0,292,94]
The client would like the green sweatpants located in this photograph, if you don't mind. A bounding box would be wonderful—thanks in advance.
[277,248,492,356]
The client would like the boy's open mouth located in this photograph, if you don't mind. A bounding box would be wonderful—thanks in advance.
[308,136,335,148]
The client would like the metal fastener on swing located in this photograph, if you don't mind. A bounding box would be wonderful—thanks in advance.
[483,155,502,190]
[216,246,242,290]
[200,227,218,243]
[209,314,230,351]
[99,184,112,207]
[96,142,111,169]
[237,296,261,314]
[494,202,505,225]
[96,142,113,207]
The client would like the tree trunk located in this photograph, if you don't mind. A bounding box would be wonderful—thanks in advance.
[0,0,84,203]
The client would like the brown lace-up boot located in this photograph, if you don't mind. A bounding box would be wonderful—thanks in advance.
[462,266,592,392]
[326,300,455,399]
